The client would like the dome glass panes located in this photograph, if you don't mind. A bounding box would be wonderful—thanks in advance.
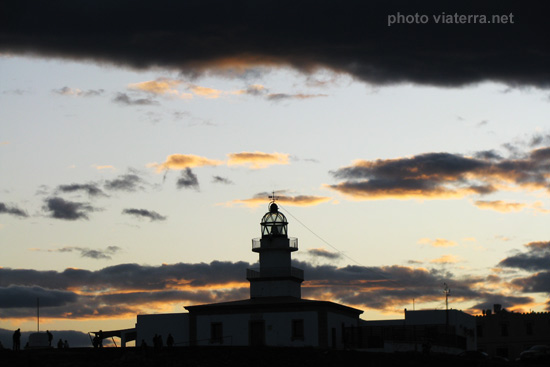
[261,211,288,236]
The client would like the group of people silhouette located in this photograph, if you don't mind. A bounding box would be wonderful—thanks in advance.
[140,333,174,352]
[10,329,69,350]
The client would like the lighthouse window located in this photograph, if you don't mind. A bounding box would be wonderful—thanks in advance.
[291,319,304,340]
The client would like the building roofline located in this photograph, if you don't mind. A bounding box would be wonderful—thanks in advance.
[185,297,363,316]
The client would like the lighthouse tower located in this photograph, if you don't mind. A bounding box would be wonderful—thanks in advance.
[247,200,304,299]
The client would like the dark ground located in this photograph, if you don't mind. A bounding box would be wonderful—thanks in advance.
[0,347,542,367]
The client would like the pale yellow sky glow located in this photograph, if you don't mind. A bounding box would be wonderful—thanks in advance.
[1,56,550,339]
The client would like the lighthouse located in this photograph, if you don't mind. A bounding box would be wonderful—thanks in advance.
[247,200,304,298]
[136,198,363,348]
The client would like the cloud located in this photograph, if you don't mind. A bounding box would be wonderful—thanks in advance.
[56,183,107,197]
[429,255,461,264]
[0,285,78,308]
[112,92,159,106]
[149,154,223,172]
[473,200,526,212]
[53,86,104,97]
[176,168,199,190]
[122,208,167,221]
[233,84,327,102]
[0,259,536,319]
[266,93,328,101]
[128,78,182,95]
[104,174,145,192]
[42,197,96,220]
[2,1,548,88]
[228,192,331,208]
[0,202,28,217]
[32,246,122,260]
[418,238,458,248]
[0,261,250,319]
[187,84,222,98]
[234,84,267,96]
[212,176,234,185]
[227,151,290,169]
[499,241,550,272]
[92,164,115,170]
[328,147,550,201]
[307,248,342,260]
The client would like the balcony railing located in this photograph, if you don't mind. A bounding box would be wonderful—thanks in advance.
[251,237,298,250]
[246,266,304,281]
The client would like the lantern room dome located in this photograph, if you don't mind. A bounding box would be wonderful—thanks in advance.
[261,203,288,237]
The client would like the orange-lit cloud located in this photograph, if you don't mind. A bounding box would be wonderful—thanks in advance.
[418,238,458,247]
[430,255,460,264]
[474,200,526,212]
[227,193,331,208]
[187,84,223,98]
[531,201,550,213]
[148,154,223,172]
[227,151,289,169]
[328,148,550,201]
[128,78,182,95]
[92,164,115,170]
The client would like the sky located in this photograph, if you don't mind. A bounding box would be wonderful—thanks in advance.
[1,0,550,346]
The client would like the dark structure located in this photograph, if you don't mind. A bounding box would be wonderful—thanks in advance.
[476,304,550,361]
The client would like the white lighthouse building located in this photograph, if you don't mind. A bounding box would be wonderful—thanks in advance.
[248,201,303,299]
[136,200,363,348]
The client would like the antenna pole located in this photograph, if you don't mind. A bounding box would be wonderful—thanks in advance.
[37,297,40,332]
[443,283,450,331]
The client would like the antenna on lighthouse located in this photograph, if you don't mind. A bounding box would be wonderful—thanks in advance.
[268,191,280,212]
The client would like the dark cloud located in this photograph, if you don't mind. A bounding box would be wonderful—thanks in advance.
[57,183,107,197]
[0,259,535,318]
[0,285,78,308]
[176,168,199,190]
[529,133,550,147]
[122,208,166,221]
[499,241,550,272]
[1,1,549,88]
[0,202,27,217]
[306,248,342,260]
[42,197,95,220]
[0,261,250,318]
[474,150,503,160]
[212,175,234,185]
[104,174,144,192]
[112,92,158,106]
[329,147,550,200]
[47,245,122,260]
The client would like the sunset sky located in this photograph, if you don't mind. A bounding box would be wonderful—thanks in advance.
[1,0,550,345]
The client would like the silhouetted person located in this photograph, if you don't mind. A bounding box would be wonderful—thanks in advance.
[64,340,69,349]
[12,328,21,351]
[46,330,53,346]
[57,338,63,349]
[153,334,163,353]
[167,333,174,348]
[93,335,100,348]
